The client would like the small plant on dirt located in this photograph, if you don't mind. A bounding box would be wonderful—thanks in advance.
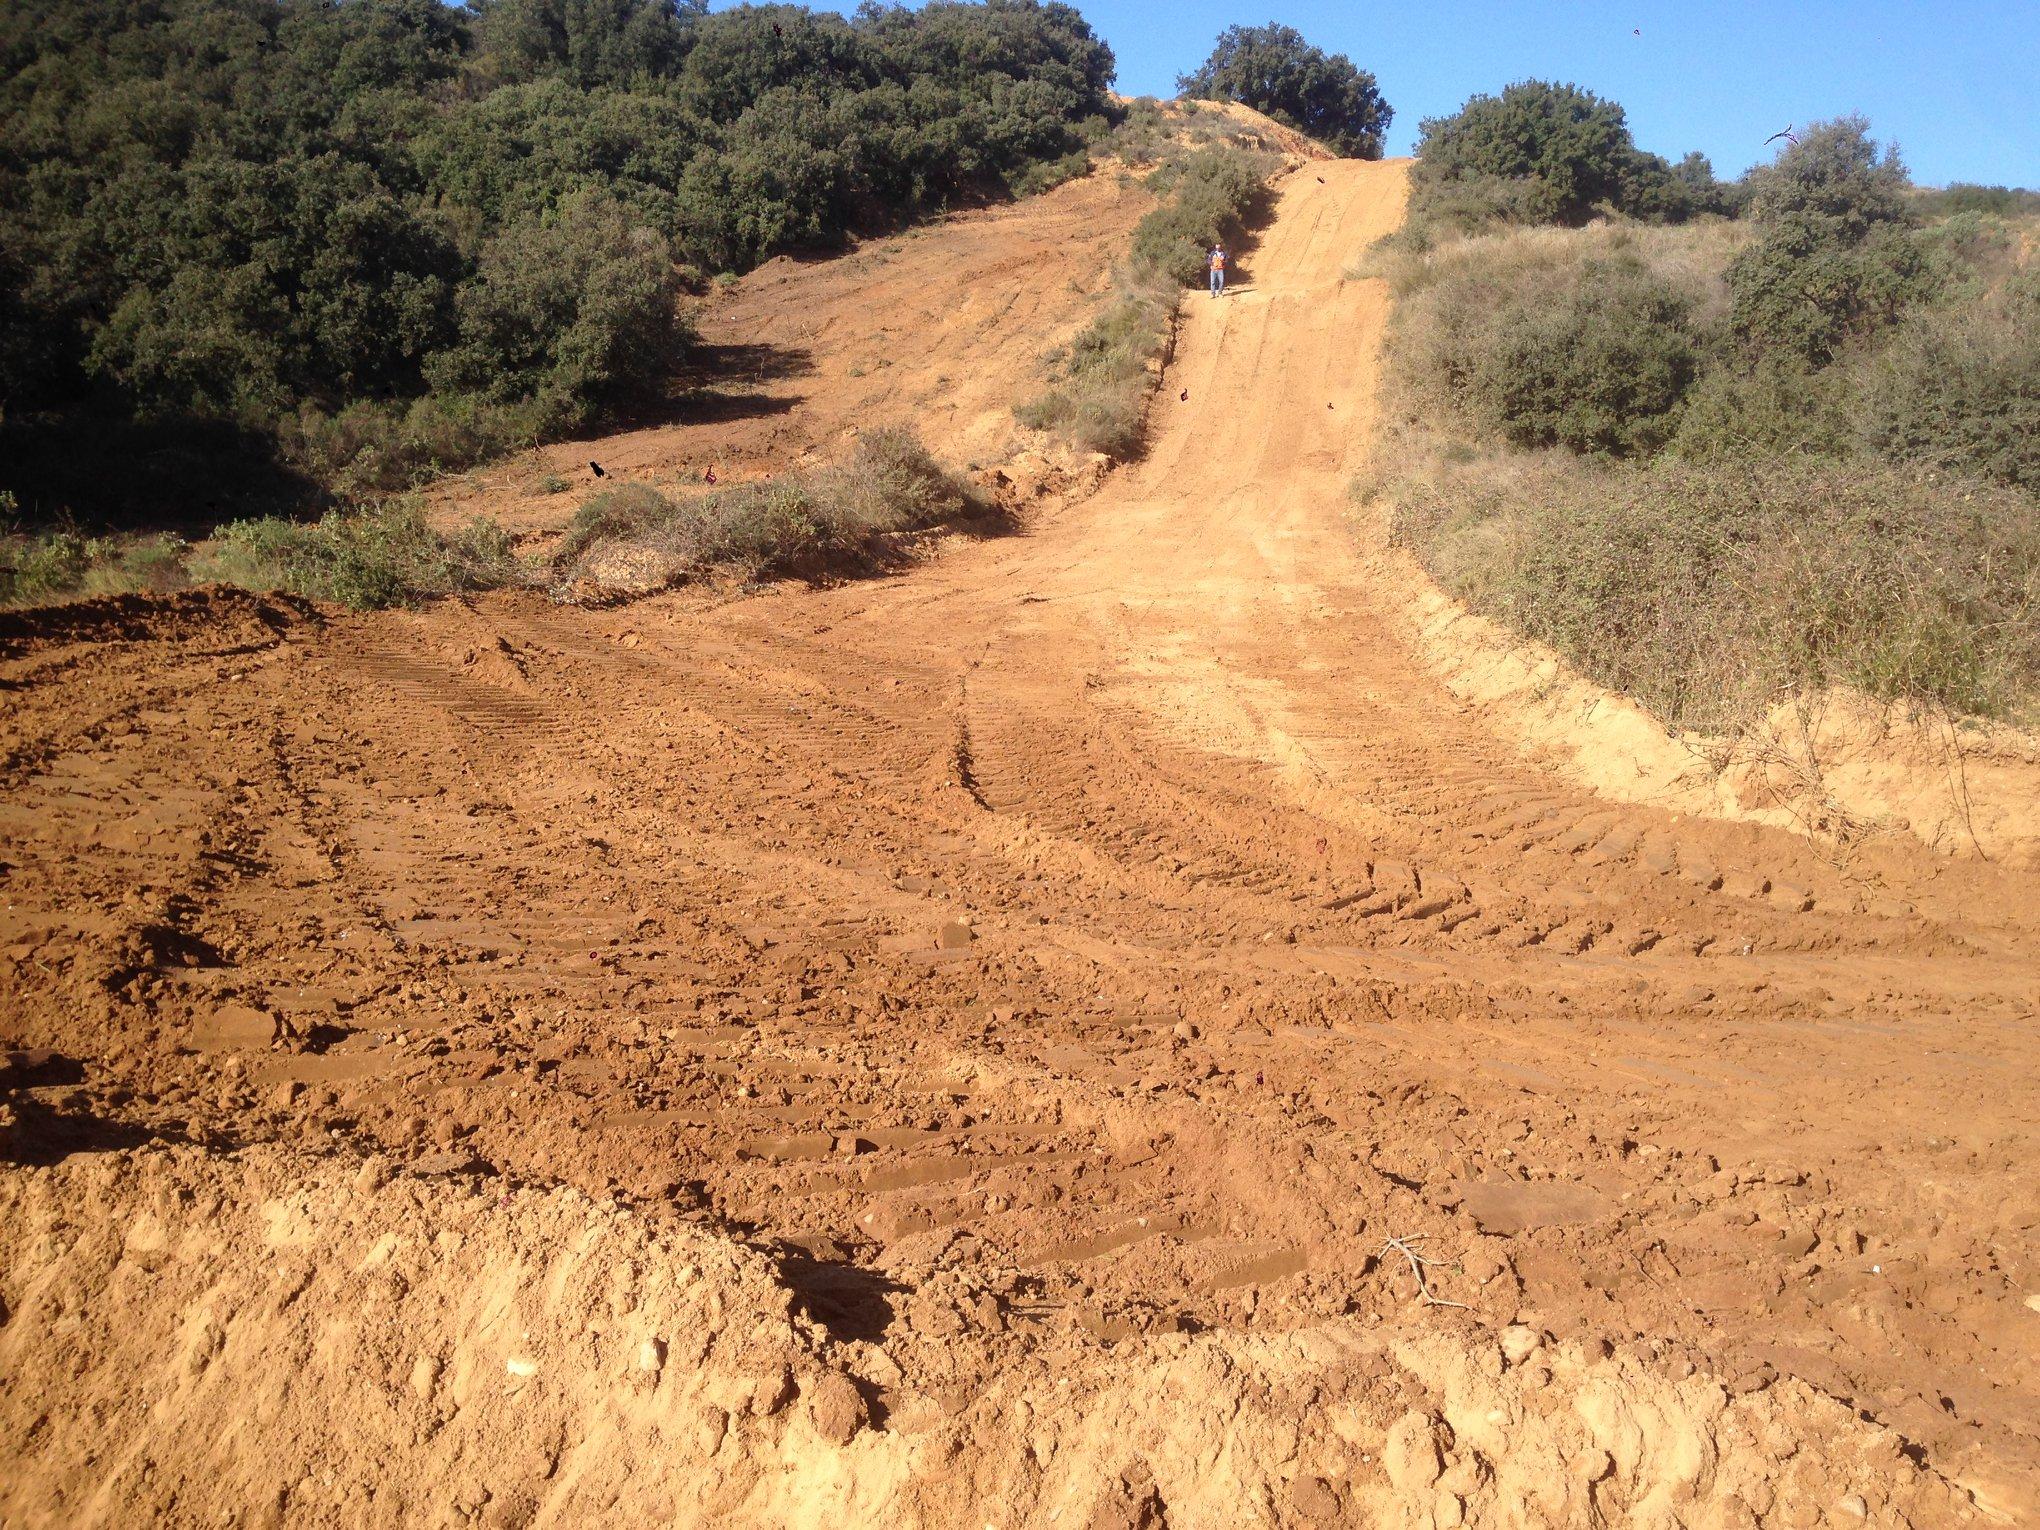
[552,428,982,590]
[198,500,518,610]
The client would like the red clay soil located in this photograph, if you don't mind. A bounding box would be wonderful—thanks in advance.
[3,159,2038,1528]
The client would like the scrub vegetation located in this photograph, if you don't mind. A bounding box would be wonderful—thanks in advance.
[1,0,1118,516]
[1367,106,2040,729]
[1018,117,1277,458]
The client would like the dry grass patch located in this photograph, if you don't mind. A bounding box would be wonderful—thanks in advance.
[551,428,985,590]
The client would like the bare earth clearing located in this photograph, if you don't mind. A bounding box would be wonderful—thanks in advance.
[3,158,2038,1528]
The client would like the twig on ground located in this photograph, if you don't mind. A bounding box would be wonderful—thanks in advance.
[1379,1233,1469,1309]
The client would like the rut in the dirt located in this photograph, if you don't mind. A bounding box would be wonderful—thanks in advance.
[3,159,2038,1525]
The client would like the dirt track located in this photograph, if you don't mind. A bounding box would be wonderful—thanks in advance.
[4,159,2040,1526]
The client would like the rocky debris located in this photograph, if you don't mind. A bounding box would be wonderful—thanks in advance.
[0,1143,1987,1527]
[1084,1463,1168,1530]
[936,918,975,950]
[1767,879,1815,913]
[1498,1325,1543,1367]
[1382,1412,1442,1492]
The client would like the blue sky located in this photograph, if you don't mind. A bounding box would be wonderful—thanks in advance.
[1091,0,2040,186]
[747,0,2040,188]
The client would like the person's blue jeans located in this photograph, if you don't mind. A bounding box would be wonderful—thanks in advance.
[1210,269,1225,296]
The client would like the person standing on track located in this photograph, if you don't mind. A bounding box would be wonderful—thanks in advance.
[1208,243,1227,299]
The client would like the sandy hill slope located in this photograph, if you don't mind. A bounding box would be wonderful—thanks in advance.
[3,154,2039,1525]
[430,101,1326,537]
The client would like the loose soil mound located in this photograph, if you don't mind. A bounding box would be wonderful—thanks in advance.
[0,1145,1975,1527]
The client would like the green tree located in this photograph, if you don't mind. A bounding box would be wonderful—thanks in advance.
[427,190,686,427]
[470,0,703,86]
[1726,117,1929,365]
[1412,80,1695,227]
[1,0,1121,512]
[1176,22,1390,158]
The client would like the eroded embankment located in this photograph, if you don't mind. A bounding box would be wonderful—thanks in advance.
[1373,527,2040,868]
[0,1144,1975,1528]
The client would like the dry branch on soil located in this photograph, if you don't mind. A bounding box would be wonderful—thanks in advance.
[1379,1234,1469,1308]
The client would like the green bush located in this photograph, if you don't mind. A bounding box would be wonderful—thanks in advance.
[1668,356,1852,462]
[203,501,517,609]
[1371,148,2040,731]
[1176,23,1392,159]
[553,427,980,585]
[1,0,1118,513]
[1470,258,1700,455]
[1,505,516,610]
[1014,287,1171,457]
[1852,268,2040,490]
[1912,183,2040,218]
[277,394,547,498]
[1409,80,1715,231]
[1388,236,1710,457]
[1726,118,1935,365]
[426,190,688,429]
[0,529,95,606]
[1019,143,1275,459]
[1007,149,1092,197]
[1385,449,2040,727]
[1129,146,1273,286]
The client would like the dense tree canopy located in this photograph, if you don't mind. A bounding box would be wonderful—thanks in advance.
[1177,23,1390,159]
[1726,118,1931,366]
[1410,79,1717,228]
[0,0,1117,512]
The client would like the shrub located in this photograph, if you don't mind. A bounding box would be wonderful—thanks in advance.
[1130,147,1274,286]
[426,191,689,430]
[1852,268,2040,491]
[1669,356,1852,462]
[1019,143,1275,459]
[1,0,1117,512]
[1387,234,1711,457]
[1176,23,1392,159]
[1469,258,1700,455]
[1374,113,2040,732]
[1014,287,1172,457]
[202,501,517,609]
[1912,183,2040,218]
[1409,81,1711,230]
[1007,149,1092,198]
[1384,448,2040,727]
[277,395,547,498]
[552,427,980,585]
[1726,118,1933,365]
[0,530,95,606]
